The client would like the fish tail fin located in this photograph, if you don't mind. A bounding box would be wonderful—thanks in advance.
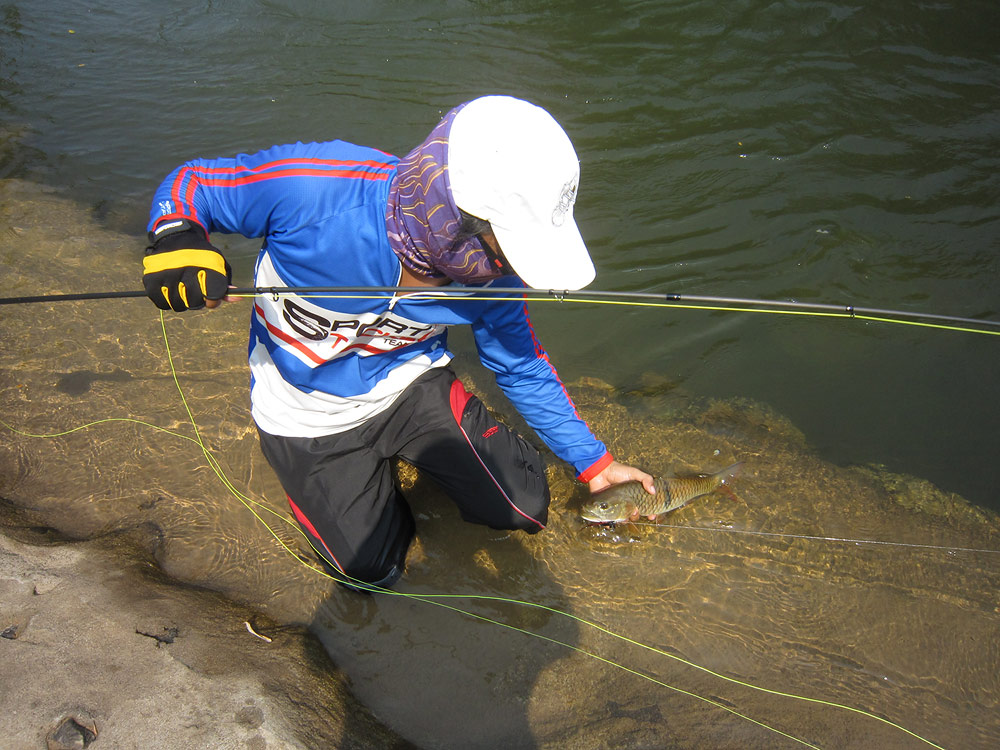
[718,462,744,503]
[720,461,743,483]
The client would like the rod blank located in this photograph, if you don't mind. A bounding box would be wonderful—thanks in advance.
[1,285,997,331]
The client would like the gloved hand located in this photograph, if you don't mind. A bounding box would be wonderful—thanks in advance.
[142,219,232,311]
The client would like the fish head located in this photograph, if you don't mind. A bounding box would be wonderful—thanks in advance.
[580,496,632,524]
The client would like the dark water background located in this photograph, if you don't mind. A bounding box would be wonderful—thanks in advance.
[2,2,1000,748]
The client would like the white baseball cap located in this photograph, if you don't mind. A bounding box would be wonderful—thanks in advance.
[447,96,596,290]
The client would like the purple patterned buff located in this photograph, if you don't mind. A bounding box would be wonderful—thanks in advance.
[385,103,501,285]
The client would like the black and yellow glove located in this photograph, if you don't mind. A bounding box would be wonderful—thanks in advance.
[142,219,232,311]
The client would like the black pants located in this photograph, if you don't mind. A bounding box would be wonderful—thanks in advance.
[257,367,549,590]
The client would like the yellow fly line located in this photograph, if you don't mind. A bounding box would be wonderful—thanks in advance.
[3,286,999,338]
[0,309,952,750]
[224,288,1000,338]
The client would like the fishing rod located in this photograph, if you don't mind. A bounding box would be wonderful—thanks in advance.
[2,285,998,334]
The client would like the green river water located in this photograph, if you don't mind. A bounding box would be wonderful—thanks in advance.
[2,2,998,748]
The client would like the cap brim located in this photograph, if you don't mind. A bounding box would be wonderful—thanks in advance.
[492,217,596,291]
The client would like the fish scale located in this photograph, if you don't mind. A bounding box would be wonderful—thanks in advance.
[580,463,743,523]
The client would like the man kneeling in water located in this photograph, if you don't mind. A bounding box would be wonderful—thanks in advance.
[141,95,654,591]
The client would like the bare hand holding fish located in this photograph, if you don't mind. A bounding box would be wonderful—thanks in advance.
[586,459,656,496]
[581,462,743,524]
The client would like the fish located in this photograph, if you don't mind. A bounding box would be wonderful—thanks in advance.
[580,462,743,524]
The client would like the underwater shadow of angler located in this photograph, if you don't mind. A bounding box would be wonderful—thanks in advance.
[310,468,575,750]
[54,368,133,396]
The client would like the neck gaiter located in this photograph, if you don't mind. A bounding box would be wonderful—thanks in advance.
[385,104,500,285]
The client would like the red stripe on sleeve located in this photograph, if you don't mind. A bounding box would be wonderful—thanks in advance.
[162,157,394,228]
[190,156,393,175]
[190,167,391,186]
[577,451,615,484]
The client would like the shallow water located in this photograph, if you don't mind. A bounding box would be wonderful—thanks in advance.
[2,181,999,748]
[3,1,1000,747]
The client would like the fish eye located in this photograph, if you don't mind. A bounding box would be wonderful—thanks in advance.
[599,502,608,510]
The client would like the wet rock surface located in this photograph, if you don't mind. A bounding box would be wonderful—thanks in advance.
[0,506,411,750]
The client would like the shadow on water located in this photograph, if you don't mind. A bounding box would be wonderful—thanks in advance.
[3,182,1000,748]
[307,465,576,750]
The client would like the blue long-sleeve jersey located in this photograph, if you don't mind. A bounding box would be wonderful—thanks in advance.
[148,140,613,481]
